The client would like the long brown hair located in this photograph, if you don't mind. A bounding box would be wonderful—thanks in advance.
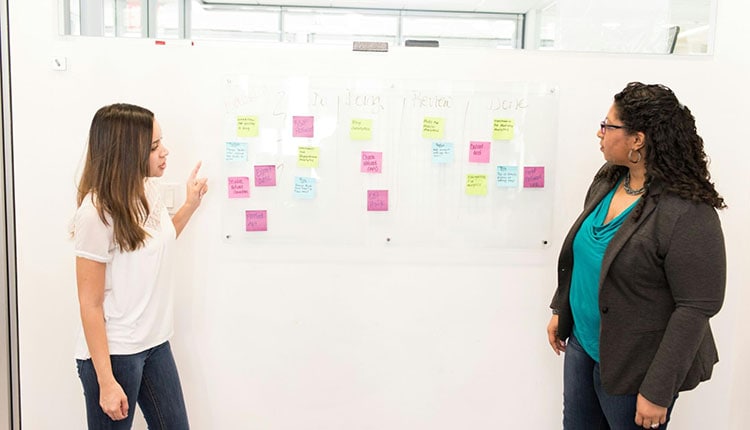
[77,103,154,251]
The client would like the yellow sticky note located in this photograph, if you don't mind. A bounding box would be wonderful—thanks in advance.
[237,115,259,137]
[422,117,445,139]
[298,146,320,168]
[350,119,373,140]
[493,118,514,140]
[466,174,488,196]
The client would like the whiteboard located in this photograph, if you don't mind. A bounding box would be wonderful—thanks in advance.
[220,76,558,249]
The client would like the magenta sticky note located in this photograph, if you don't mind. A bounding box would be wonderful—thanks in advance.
[254,165,277,186]
[293,116,314,138]
[245,210,267,231]
[469,141,491,163]
[227,177,250,198]
[367,190,388,211]
[360,151,383,173]
[523,166,545,188]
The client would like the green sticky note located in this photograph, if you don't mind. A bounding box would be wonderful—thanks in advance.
[465,174,488,196]
[237,115,259,137]
[493,118,514,140]
[422,117,445,139]
[350,118,373,140]
[297,146,320,168]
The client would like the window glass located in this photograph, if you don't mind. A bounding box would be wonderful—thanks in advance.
[401,13,519,48]
[283,8,398,45]
[156,0,180,39]
[191,1,281,41]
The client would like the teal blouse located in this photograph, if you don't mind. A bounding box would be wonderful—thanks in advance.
[570,181,639,362]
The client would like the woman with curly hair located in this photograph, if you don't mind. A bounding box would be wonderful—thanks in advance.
[72,103,208,429]
[546,82,726,429]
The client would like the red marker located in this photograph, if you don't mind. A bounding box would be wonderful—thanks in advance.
[155,40,166,45]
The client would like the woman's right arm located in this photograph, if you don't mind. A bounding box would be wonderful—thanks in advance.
[76,257,129,421]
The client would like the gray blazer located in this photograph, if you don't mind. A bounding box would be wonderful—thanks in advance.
[550,165,726,407]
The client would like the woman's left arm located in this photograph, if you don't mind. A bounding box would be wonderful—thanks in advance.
[639,202,726,407]
[172,161,208,238]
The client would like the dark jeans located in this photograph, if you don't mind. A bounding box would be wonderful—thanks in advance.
[76,341,189,430]
[563,333,676,430]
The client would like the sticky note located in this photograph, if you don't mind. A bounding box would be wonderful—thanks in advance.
[497,165,519,188]
[493,118,514,140]
[422,117,444,139]
[466,174,488,196]
[297,146,320,168]
[228,177,250,198]
[237,116,259,137]
[360,151,383,173]
[350,119,373,140]
[469,141,491,163]
[293,176,316,199]
[293,116,314,138]
[367,190,388,211]
[524,166,545,188]
[245,210,267,231]
[254,165,276,187]
[225,142,248,162]
[432,142,454,164]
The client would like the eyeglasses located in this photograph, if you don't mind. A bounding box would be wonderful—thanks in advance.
[600,121,625,134]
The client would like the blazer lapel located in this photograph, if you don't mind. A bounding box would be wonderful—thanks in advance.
[598,182,664,287]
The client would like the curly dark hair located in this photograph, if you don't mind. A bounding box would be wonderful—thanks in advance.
[596,82,725,216]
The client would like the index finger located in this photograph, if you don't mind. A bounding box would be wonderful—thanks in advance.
[188,161,203,181]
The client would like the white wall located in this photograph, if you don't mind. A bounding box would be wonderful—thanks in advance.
[9,0,749,428]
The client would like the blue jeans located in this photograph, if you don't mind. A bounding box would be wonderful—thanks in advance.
[76,341,189,430]
[563,333,675,430]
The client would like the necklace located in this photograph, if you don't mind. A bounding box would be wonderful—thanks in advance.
[623,171,647,195]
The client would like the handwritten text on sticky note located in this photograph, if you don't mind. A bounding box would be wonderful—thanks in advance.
[497,165,519,188]
[524,166,545,188]
[360,151,383,173]
[350,118,373,140]
[493,118,514,140]
[225,142,248,162]
[228,177,250,199]
[254,165,277,187]
[466,174,488,196]
[237,116,259,137]
[432,142,454,164]
[298,146,320,167]
[469,141,491,163]
[367,190,388,211]
[293,116,314,138]
[245,210,267,232]
[422,117,445,139]
[293,176,316,199]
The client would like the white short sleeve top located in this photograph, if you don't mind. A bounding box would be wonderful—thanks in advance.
[73,179,176,359]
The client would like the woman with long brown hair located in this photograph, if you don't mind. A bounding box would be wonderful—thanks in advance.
[72,103,208,429]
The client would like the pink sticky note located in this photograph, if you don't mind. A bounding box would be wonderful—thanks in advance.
[469,141,491,163]
[360,151,383,173]
[254,165,277,186]
[523,166,545,188]
[293,116,314,138]
[228,177,250,198]
[367,190,388,211]
[245,210,267,231]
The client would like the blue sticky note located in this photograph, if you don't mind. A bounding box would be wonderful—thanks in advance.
[293,176,316,199]
[497,165,519,187]
[431,142,454,164]
[225,142,248,162]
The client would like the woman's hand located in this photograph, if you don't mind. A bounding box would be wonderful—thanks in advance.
[185,161,208,208]
[547,315,566,355]
[635,393,667,429]
[99,379,129,421]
